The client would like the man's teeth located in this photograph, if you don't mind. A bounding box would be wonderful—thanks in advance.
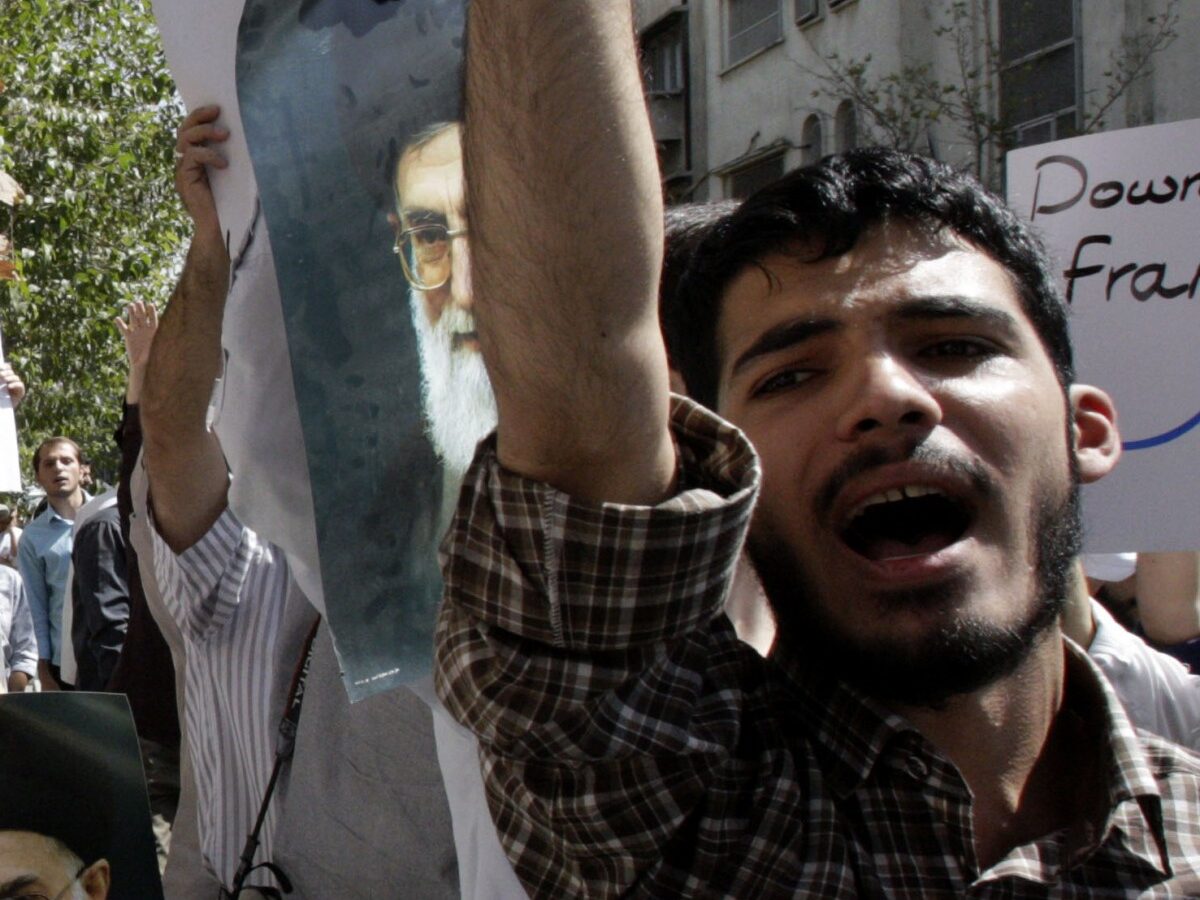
[856,485,942,514]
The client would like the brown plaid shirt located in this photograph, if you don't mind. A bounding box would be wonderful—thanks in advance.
[435,397,1200,899]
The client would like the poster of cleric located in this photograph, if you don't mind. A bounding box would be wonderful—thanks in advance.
[232,0,474,693]
[0,693,163,900]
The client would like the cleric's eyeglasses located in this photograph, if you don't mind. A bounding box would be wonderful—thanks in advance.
[3,863,86,900]
[392,222,468,291]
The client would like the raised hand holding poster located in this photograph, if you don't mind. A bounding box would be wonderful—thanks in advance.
[154,0,475,698]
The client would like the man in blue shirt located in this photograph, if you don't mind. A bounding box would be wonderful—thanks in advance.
[18,436,88,689]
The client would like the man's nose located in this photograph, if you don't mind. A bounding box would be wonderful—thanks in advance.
[450,237,473,311]
[834,353,941,442]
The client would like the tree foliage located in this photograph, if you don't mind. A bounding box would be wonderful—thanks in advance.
[0,0,185,496]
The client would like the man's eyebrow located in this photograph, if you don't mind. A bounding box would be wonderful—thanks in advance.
[0,874,39,896]
[730,318,840,378]
[401,208,448,227]
[890,294,1020,333]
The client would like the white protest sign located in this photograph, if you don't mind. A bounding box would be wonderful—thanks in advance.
[0,329,21,492]
[1007,119,1200,552]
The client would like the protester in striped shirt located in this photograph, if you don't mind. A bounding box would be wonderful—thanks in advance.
[0,565,36,692]
[134,104,518,896]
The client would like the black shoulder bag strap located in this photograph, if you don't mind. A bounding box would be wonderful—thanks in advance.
[222,616,321,899]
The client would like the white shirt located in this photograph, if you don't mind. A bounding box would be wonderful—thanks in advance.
[1088,599,1200,751]
[0,524,22,567]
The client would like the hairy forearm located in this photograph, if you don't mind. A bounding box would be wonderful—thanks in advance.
[142,231,231,551]
[465,1,673,504]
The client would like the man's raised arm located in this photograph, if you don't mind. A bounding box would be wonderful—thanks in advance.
[142,105,232,551]
[464,2,674,504]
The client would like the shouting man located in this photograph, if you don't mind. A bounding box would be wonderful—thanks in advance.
[434,2,1200,897]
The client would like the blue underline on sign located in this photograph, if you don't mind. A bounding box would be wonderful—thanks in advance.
[1123,409,1200,450]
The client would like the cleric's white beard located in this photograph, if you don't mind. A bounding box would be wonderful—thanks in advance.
[410,291,498,481]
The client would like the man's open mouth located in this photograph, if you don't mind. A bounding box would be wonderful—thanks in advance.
[841,485,972,562]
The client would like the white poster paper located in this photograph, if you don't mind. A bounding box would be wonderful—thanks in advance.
[0,329,23,492]
[149,0,323,623]
[1007,119,1200,551]
[149,0,257,250]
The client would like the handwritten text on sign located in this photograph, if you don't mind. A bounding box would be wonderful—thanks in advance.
[1008,119,1200,551]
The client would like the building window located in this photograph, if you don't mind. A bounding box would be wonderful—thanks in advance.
[999,0,1077,149]
[795,0,819,25]
[835,100,857,152]
[642,20,686,95]
[801,114,824,165]
[727,153,786,199]
[726,0,783,68]
[828,0,855,7]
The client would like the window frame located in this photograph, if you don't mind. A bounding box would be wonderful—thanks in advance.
[723,0,785,71]
[998,0,1081,146]
[724,149,788,200]
[795,0,821,26]
[642,18,687,96]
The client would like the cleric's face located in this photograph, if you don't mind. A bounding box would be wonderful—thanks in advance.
[394,125,474,344]
[392,125,495,477]
[0,830,110,900]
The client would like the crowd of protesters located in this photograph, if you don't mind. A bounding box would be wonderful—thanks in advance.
[3,3,1200,898]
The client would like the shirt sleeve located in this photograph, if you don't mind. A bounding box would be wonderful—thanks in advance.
[1088,598,1200,751]
[7,572,39,677]
[149,503,279,644]
[16,527,50,661]
[435,396,761,895]
[72,512,130,689]
[144,488,291,882]
[116,402,141,545]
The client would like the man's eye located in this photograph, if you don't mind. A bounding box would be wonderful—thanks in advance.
[414,228,447,246]
[754,368,815,396]
[922,338,994,358]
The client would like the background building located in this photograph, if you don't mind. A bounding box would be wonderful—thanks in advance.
[634,0,1198,199]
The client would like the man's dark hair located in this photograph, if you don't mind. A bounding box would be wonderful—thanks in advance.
[659,201,740,377]
[673,148,1073,408]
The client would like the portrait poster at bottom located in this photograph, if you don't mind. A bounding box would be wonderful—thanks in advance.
[0,692,163,900]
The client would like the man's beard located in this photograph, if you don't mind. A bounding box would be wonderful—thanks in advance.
[750,449,1082,709]
[410,291,498,480]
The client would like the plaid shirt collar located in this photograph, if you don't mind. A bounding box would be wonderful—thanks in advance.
[773,637,1174,883]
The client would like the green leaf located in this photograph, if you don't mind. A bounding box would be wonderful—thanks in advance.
[0,0,187,486]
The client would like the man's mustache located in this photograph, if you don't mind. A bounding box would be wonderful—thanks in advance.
[814,440,995,520]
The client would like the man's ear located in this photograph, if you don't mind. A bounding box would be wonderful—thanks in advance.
[82,858,111,899]
[388,211,402,234]
[1070,384,1120,484]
